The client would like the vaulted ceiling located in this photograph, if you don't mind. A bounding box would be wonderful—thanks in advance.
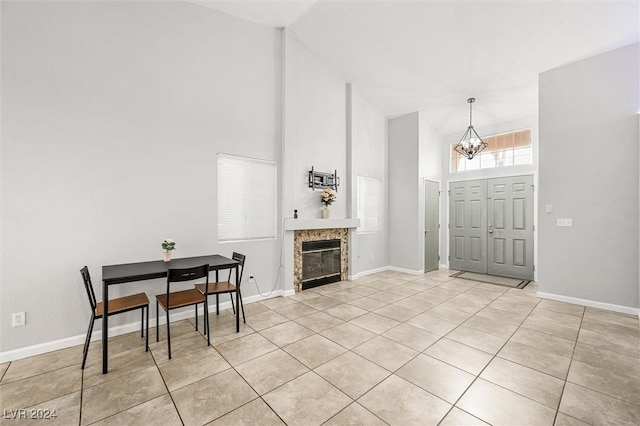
[191,1,639,137]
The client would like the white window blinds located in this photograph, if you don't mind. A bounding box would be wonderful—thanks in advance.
[357,176,383,234]
[217,154,277,242]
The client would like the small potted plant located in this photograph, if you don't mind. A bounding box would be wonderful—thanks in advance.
[162,238,176,262]
[321,188,336,218]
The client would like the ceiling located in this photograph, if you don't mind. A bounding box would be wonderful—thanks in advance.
[191,1,639,137]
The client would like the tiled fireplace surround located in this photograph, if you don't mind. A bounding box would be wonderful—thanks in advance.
[293,228,349,292]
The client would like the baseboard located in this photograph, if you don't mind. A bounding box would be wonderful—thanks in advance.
[537,292,640,317]
[387,266,424,275]
[439,263,449,270]
[0,291,287,364]
[350,266,389,280]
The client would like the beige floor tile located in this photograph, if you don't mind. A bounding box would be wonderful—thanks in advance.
[353,336,418,372]
[406,313,460,336]
[245,310,289,331]
[520,315,580,341]
[259,296,298,310]
[396,354,475,404]
[240,301,270,316]
[295,312,344,332]
[80,366,166,425]
[346,285,383,297]
[580,317,640,342]
[554,412,591,426]
[262,372,351,426]
[158,346,230,391]
[583,307,639,328]
[289,290,322,302]
[259,321,315,347]
[567,360,640,406]
[462,314,518,339]
[320,322,376,349]
[300,295,342,310]
[149,330,210,362]
[559,382,640,425]
[0,364,81,410]
[1,346,82,384]
[330,290,365,302]
[359,375,451,425]
[13,391,81,426]
[208,398,285,426]
[348,312,400,335]
[401,279,440,291]
[438,296,488,315]
[367,291,406,303]
[529,308,583,328]
[438,278,478,291]
[83,347,156,389]
[476,306,528,325]
[315,352,390,399]
[172,369,258,426]
[445,325,507,355]
[439,407,489,425]
[0,363,8,382]
[498,340,571,379]
[488,298,536,315]
[373,304,420,322]
[480,357,565,409]
[537,299,585,317]
[572,342,640,378]
[457,379,556,425]
[425,338,492,375]
[272,302,320,319]
[89,394,181,426]
[284,334,347,369]
[577,328,640,359]
[510,327,575,358]
[346,296,388,311]
[382,323,441,352]
[324,303,368,321]
[235,349,309,395]
[215,333,277,366]
[150,319,207,343]
[323,402,387,426]
[392,296,436,312]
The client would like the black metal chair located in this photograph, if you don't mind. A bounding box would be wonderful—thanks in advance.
[195,252,246,346]
[80,266,149,369]
[156,265,208,359]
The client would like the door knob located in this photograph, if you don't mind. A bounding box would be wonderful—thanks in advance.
[488,229,493,234]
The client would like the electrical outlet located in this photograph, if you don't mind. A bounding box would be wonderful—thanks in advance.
[556,218,573,227]
[12,312,25,327]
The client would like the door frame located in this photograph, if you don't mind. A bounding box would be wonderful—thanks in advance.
[424,179,440,273]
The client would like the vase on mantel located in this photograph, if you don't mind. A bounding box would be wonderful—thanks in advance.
[162,251,172,262]
[322,206,330,219]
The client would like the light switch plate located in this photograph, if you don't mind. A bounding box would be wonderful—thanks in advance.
[545,204,553,213]
[557,218,573,227]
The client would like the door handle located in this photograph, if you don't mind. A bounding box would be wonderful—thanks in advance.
[488,229,493,234]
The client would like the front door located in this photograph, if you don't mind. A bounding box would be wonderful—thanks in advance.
[449,179,487,273]
[487,175,534,279]
[449,175,534,280]
[424,180,440,273]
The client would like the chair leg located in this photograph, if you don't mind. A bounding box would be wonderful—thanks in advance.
[140,308,144,338]
[145,305,149,352]
[238,289,246,324]
[230,293,236,315]
[81,315,95,370]
[205,299,210,347]
[166,309,171,360]
[216,294,219,315]
[194,304,198,332]
[156,300,160,342]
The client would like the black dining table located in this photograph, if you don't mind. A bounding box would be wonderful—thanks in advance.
[101,254,240,374]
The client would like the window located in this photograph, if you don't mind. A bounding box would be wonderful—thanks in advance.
[357,176,383,234]
[217,154,277,242]
[451,128,532,172]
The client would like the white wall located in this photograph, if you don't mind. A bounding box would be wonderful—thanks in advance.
[351,86,388,275]
[388,112,421,272]
[1,2,283,353]
[538,43,639,312]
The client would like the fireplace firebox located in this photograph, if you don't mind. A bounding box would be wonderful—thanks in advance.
[301,239,341,290]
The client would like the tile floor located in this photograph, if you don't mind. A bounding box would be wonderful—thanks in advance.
[1,270,639,425]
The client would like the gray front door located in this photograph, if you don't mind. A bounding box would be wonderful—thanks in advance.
[424,180,440,273]
[487,175,534,279]
[449,179,488,273]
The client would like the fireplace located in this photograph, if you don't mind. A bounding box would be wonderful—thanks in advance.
[292,227,350,292]
[301,239,341,290]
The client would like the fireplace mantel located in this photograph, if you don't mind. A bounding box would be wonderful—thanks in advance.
[284,218,359,231]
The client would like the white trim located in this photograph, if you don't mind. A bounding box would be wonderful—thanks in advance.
[387,266,424,275]
[350,266,389,280]
[0,292,287,363]
[439,263,449,270]
[537,292,640,317]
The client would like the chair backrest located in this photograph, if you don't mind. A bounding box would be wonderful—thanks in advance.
[80,266,97,312]
[228,252,246,285]
[166,264,209,301]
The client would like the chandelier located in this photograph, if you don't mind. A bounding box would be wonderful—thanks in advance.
[454,98,487,160]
